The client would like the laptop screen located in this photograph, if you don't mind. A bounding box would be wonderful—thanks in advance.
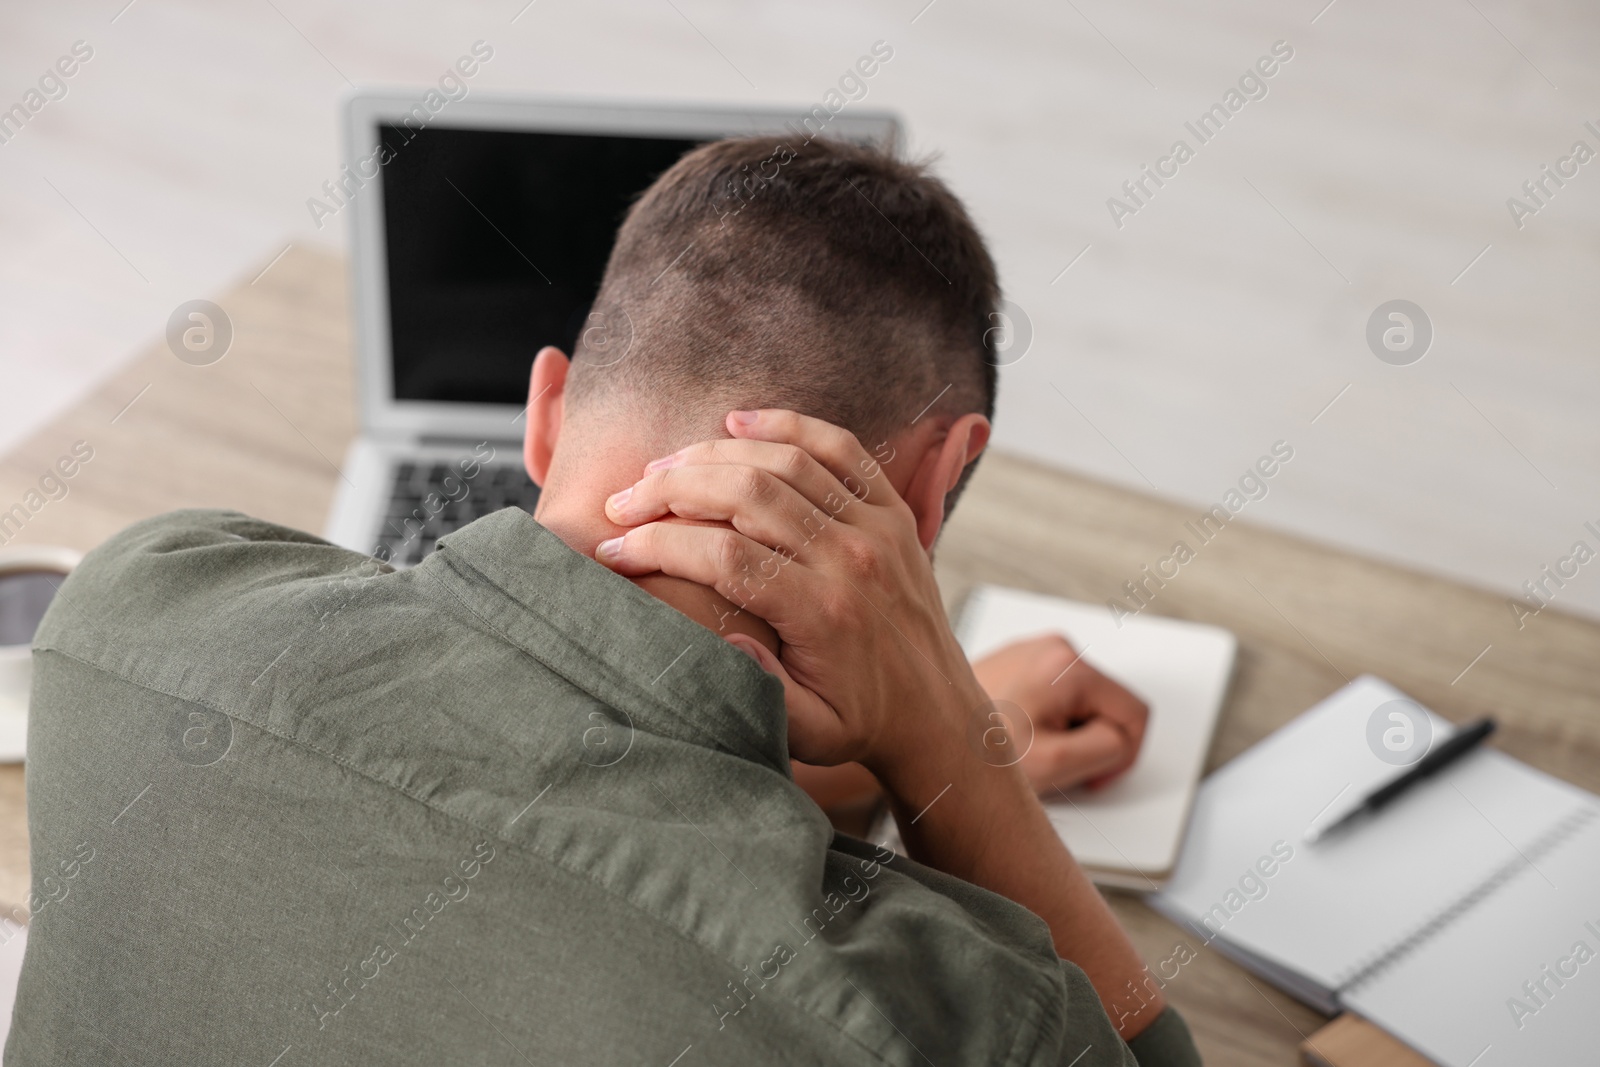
[378,125,704,407]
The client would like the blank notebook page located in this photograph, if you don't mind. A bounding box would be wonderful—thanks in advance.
[956,585,1235,882]
[1337,809,1600,1067]
[1340,810,1600,1067]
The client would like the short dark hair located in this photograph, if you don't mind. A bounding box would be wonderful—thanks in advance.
[566,135,1000,454]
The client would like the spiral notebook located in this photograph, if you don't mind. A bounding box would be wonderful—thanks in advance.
[873,584,1236,889]
[1151,677,1600,1067]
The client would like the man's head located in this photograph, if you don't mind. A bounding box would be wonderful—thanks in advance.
[524,134,1000,568]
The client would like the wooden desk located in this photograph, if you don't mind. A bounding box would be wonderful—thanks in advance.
[3,246,1598,1065]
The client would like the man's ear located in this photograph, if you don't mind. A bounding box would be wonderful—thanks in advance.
[522,346,569,487]
[902,413,990,550]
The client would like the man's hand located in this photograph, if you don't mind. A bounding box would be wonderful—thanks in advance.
[597,408,985,787]
[971,635,1150,793]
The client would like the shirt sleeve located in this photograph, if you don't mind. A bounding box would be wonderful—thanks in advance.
[1124,1006,1203,1067]
[1036,960,1203,1067]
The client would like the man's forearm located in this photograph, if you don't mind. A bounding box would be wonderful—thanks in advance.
[873,728,1165,1041]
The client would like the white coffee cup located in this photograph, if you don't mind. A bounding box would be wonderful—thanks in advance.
[0,546,83,763]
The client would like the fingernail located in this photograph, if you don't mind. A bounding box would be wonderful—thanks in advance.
[730,410,759,426]
[645,452,682,472]
[596,536,624,563]
[607,486,632,510]
[726,636,761,664]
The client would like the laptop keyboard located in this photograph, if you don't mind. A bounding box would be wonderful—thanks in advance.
[375,459,541,567]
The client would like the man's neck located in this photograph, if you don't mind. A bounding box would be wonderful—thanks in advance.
[631,573,780,655]
[534,505,782,658]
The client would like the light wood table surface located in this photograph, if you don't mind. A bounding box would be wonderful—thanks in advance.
[3,245,1598,1065]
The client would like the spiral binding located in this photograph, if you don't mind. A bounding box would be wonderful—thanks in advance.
[1336,805,1598,995]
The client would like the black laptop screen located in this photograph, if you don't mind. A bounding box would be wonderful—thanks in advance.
[379,125,704,406]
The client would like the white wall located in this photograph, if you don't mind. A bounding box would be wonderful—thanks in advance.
[2,0,1597,622]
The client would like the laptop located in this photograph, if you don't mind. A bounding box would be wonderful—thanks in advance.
[325,92,901,565]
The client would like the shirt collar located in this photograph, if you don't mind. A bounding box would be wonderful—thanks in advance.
[427,507,790,775]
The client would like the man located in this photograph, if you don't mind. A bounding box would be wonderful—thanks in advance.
[10,137,1199,1065]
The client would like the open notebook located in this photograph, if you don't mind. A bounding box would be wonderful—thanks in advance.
[874,584,1236,889]
[1152,676,1600,1067]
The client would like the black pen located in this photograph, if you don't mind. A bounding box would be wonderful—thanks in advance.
[1304,717,1498,843]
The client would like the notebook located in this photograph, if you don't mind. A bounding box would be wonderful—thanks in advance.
[1151,676,1600,1067]
[874,584,1236,889]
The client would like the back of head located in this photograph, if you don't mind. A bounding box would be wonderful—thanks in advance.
[564,135,1000,452]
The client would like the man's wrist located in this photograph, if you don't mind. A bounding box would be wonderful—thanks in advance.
[859,676,991,805]
[866,692,1045,873]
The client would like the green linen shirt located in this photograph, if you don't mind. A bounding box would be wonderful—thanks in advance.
[10,508,1200,1066]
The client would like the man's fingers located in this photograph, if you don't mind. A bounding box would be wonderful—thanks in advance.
[1086,674,1150,757]
[596,521,815,621]
[970,633,1153,794]
[1050,657,1149,756]
[1023,719,1128,793]
[607,464,848,557]
[725,410,894,507]
[642,439,867,523]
